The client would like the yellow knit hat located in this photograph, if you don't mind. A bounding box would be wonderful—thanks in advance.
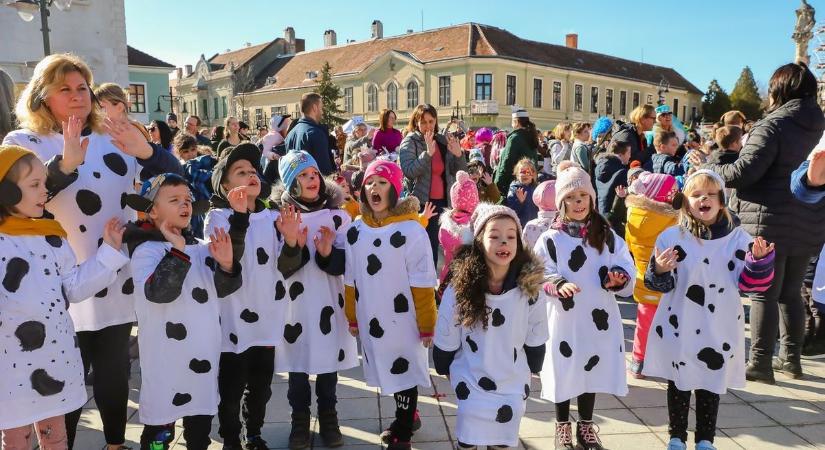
[0,145,36,182]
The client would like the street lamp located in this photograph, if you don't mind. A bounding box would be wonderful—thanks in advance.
[5,0,72,56]
[657,78,670,106]
[154,86,186,114]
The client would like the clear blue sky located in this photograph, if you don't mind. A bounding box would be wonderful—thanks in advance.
[125,0,820,95]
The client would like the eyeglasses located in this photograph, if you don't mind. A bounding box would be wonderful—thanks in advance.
[643,115,656,120]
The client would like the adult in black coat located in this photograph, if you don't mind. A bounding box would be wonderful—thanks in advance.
[611,104,656,169]
[704,62,825,383]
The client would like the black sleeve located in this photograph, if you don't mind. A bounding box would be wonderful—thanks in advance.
[145,248,191,303]
[227,211,250,259]
[44,155,79,198]
[644,255,675,293]
[315,247,345,276]
[278,244,310,279]
[214,261,242,298]
[433,345,458,376]
[523,344,546,373]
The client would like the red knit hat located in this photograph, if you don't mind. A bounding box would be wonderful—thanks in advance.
[450,171,479,214]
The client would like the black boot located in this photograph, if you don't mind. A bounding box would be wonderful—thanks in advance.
[745,362,776,384]
[773,356,803,379]
[575,420,604,450]
[318,409,344,447]
[288,411,311,450]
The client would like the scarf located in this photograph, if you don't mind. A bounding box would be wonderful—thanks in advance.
[551,215,590,239]
[0,215,67,237]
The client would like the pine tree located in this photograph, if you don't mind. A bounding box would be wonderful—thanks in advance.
[730,66,764,120]
[313,61,346,128]
[702,79,732,123]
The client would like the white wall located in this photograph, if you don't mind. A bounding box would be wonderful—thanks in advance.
[0,0,128,86]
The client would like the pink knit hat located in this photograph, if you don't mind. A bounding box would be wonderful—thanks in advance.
[532,180,557,212]
[363,160,403,199]
[475,127,493,143]
[554,161,597,211]
[450,171,479,214]
[629,172,677,203]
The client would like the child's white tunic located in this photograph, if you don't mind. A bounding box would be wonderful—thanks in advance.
[0,235,127,428]
[533,229,635,402]
[344,219,436,394]
[274,208,358,374]
[643,226,751,394]
[435,286,549,446]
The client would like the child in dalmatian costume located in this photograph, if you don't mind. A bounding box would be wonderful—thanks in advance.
[643,170,775,450]
[0,146,129,450]
[124,173,243,450]
[534,161,636,450]
[434,203,549,449]
[343,160,437,450]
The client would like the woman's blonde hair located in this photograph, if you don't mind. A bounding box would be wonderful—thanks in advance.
[15,53,104,135]
[551,122,572,142]
[224,116,238,136]
[679,172,733,239]
[629,104,655,127]
[94,82,129,107]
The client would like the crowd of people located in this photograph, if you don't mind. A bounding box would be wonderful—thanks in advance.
[1,52,825,450]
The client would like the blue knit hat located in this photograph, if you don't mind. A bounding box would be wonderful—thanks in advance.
[279,150,318,191]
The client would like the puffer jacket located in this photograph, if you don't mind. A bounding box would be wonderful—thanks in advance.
[704,97,825,255]
[624,194,679,305]
[399,131,467,206]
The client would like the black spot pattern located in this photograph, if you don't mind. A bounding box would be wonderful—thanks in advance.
[606,235,615,254]
[697,347,724,370]
[122,278,134,295]
[275,281,286,300]
[366,254,382,275]
[703,258,710,265]
[735,249,746,261]
[655,325,664,339]
[393,293,409,313]
[584,355,600,371]
[256,247,269,265]
[728,261,736,271]
[289,282,304,300]
[673,245,687,262]
[491,308,505,327]
[524,384,530,400]
[3,257,29,293]
[465,335,478,352]
[320,306,334,335]
[284,323,303,343]
[192,287,209,304]
[172,393,192,406]
[560,296,575,311]
[495,405,513,423]
[165,322,187,340]
[120,192,128,209]
[598,266,609,284]
[669,314,679,329]
[30,369,64,396]
[368,318,384,338]
[188,359,211,374]
[455,381,470,400]
[15,321,45,351]
[338,293,345,308]
[722,342,731,351]
[390,231,406,248]
[240,309,259,323]
[93,171,100,178]
[94,288,108,298]
[45,235,62,248]
[545,238,557,263]
[568,246,587,272]
[332,215,343,230]
[390,357,409,374]
[708,304,716,313]
[373,239,381,247]
[591,309,609,331]
[103,152,128,176]
[75,189,102,216]
[347,227,359,244]
[478,377,497,391]
[338,349,345,361]
[559,341,572,357]
[229,333,238,345]
[685,285,705,306]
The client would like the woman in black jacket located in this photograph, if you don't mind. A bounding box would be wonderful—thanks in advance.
[704,62,825,383]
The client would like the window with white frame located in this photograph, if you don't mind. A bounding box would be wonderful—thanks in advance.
[387,83,398,111]
[632,91,640,109]
[506,75,516,105]
[221,97,227,117]
[619,91,627,116]
[255,108,263,127]
[438,76,451,106]
[533,79,542,108]
[213,98,219,119]
[406,81,419,109]
[475,73,492,100]
[343,87,353,113]
[646,94,654,105]
[367,85,378,112]
[128,84,146,114]
[553,81,562,110]
[590,87,599,114]
[605,89,613,115]
[574,84,583,112]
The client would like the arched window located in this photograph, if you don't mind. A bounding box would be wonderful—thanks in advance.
[367,85,378,112]
[406,81,419,109]
[387,83,398,111]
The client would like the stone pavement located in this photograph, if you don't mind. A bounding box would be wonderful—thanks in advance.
[71,298,825,450]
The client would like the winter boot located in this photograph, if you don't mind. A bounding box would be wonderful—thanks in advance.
[772,356,803,379]
[318,409,344,447]
[575,420,604,450]
[243,435,268,450]
[554,421,574,449]
[745,361,775,385]
[288,411,311,450]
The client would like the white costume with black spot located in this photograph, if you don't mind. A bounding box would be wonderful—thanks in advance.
[534,229,635,403]
[205,208,289,352]
[344,220,436,394]
[274,208,358,373]
[642,226,750,394]
[4,130,139,332]
[435,287,549,447]
[131,241,230,425]
[0,235,127,429]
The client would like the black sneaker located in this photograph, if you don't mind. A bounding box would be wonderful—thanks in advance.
[243,435,268,450]
[772,357,803,379]
[575,420,604,450]
[380,410,421,444]
[288,411,312,450]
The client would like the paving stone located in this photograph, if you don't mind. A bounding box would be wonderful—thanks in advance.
[721,426,814,449]
[752,400,824,426]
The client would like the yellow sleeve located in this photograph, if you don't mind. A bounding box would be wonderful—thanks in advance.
[344,284,357,326]
[411,286,437,335]
[417,214,429,228]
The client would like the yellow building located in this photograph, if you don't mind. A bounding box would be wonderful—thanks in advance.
[242,22,703,131]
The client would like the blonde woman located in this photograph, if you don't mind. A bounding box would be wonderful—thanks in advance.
[612,104,656,167]
[2,53,181,450]
[217,116,244,157]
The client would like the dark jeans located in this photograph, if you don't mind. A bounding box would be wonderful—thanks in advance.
[139,415,212,450]
[217,346,275,445]
[423,198,448,269]
[65,322,132,449]
[667,381,719,443]
[555,392,595,422]
[749,250,809,365]
[287,371,338,413]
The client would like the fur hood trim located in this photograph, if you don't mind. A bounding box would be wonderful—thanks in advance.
[518,253,546,300]
[269,176,345,210]
[625,193,678,217]
[439,208,472,235]
[360,195,420,223]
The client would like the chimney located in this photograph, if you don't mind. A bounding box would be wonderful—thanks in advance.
[284,26,296,53]
[565,33,578,49]
[184,65,193,77]
[323,29,337,47]
[371,20,383,39]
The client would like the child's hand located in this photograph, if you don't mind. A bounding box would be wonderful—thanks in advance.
[558,282,580,298]
[516,187,527,204]
[276,204,303,247]
[421,336,433,348]
[314,226,335,257]
[751,236,775,260]
[654,247,678,274]
[296,226,309,248]
[208,227,234,272]
[688,151,705,168]
[482,172,493,185]
[808,147,825,187]
[421,201,437,221]
[227,186,248,213]
[61,115,89,173]
[615,185,627,199]
[348,326,359,337]
[604,271,628,289]
[104,116,152,159]
[102,217,125,249]
[159,220,186,251]
[446,134,463,157]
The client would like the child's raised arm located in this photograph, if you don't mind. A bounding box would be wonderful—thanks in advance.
[738,236,775,293]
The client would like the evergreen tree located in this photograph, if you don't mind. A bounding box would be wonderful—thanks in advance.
[313,61,346,128]
[702,79,732,123]
[730,66,763,120]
